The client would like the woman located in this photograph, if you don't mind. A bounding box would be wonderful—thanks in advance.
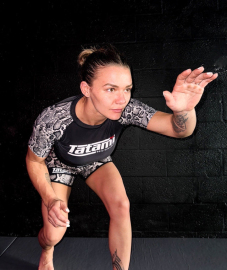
[26,44,217,270]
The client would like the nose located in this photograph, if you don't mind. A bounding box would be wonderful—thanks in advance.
[116,91,127,104]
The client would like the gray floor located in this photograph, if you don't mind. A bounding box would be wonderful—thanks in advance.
[0,237,227,270]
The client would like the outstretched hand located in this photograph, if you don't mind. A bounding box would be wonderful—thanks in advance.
[47,198,70,228]
[163,67,218,112]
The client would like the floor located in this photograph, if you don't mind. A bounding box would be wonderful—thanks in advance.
[0,237,227,269]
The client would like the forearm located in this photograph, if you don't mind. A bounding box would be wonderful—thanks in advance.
[26,156,58,207]
[172,109,196,138]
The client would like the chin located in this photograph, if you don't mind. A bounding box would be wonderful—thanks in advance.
[107,114,122,121]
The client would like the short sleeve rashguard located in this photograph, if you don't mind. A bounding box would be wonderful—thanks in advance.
[28,95,157,166]
[118,98,157,128]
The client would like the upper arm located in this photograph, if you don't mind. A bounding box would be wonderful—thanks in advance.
[28,106,57,158]
[146,111,178,138]
[26,147,46,164]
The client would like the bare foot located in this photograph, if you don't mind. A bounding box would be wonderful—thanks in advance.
[38,247,54,270]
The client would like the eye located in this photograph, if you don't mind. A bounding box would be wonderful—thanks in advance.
[107,88,115,92]
[125,88,132,92]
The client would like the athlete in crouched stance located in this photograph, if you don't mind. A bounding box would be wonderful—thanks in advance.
[26,44,217,270]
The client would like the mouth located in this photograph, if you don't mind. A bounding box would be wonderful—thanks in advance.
[111,109,123,113]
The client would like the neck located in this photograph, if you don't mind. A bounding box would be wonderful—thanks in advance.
[76,96,107,126]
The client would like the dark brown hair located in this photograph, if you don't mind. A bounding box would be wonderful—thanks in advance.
[77,44,130,85]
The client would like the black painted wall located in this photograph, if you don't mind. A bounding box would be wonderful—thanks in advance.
[1,0,227,237]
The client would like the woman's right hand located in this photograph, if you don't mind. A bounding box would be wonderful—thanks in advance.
[47,198,70,227]
[26,148,70,227]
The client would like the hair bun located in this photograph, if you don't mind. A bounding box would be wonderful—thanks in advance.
[77,44,130,85]
[77,48,95,66]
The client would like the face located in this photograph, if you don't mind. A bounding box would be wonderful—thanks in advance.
[85,65,133,121]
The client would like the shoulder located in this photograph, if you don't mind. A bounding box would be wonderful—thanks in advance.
[126,98,155,108]
[118,98,157,128]
[35,96,77,126]
[28,96,78,158]
[121,98,156,117]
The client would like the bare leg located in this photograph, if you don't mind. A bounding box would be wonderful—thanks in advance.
[38,183,71,270]
[86,162,131,270]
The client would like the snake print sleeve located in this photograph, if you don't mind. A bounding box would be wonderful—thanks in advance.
[28,101,74,158]
[118,98,157,128]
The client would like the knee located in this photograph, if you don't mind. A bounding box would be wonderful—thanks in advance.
[40,227,67,247]
[108,197,130,220]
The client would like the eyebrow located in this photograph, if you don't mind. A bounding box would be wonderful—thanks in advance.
[102,83,133,88]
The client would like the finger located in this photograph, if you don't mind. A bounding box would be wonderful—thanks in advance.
[48,216,58,228]
[50,211,70,227]
[199,73,218,88]
[55,211,70,226]
[175,69,192,86]
[60,201,70,214]
[163,91,175,107]
[48,200,70,224]
[185,66,205,83]
[194,72,214,85]
[49,206,70,226]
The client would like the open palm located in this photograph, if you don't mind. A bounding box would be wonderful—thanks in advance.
[163,67,218,112]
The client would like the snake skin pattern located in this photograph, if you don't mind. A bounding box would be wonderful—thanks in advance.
[28,97,156,158]
[28,100,74,158]
[28,96,157,186]
[119,98,157,128]
[46,148,112,186]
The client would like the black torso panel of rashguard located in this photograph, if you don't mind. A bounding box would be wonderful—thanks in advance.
[54,97,124,166]
[28,95,157,167]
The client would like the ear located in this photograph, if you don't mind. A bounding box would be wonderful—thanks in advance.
[80,81,91,97]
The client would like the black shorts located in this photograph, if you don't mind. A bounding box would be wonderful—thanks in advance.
[45,148,112,187]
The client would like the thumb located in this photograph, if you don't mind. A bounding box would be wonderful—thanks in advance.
[163,91,175,107]
[60,201,70,213]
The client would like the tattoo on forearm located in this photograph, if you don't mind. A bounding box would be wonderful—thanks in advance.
[172,113,188,133]
[112,250,125,270]
[45,173,51,185]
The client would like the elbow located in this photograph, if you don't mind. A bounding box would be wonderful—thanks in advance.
[172,112,196,138]
[175,129,194,139]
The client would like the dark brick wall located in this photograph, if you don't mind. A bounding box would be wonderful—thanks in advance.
[1,0,227,237]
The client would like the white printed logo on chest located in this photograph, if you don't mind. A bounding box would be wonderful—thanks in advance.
[68,135,115,156]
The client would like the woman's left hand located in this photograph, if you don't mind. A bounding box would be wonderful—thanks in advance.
[163,67,218,113]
